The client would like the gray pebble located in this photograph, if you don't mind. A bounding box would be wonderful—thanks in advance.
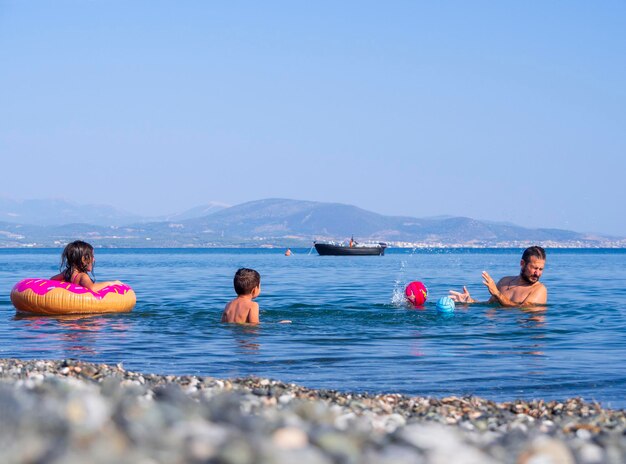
[1,358,626,464]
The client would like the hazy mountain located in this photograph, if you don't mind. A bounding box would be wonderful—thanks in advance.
[0,198,622,248]
[181,199,394,237]
[0,198,143,227]
[0,198,229,227]
[159,202,230,222]
[102,198,621,247]
[172,199,593,245]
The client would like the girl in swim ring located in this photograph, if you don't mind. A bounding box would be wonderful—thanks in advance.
[50,240,121,291]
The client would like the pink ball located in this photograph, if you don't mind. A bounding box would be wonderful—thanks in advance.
[405,281,428,306]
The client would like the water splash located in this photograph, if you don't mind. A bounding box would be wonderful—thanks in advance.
[391,259,409,307]
[391,286,407,307]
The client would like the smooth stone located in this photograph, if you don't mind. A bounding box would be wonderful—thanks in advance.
[398,423,498,464]
[577,442,604,464]
[272,427,309,449]
[362,444,425,464]
[518,437,575,464]
[314,431,362,462]
[216,438,254,464]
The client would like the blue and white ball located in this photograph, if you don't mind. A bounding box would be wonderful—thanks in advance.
[436,296,455,313]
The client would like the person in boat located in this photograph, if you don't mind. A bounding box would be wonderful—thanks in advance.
[349,236,355,247]
[221,268,261,324]
[449,246,547,307]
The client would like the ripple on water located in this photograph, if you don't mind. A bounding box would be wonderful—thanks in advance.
[1,248,626,407]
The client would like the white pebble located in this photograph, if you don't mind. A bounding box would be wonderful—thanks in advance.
[272,427,308,449]
[278,394,294,405]
[578,442,604,463]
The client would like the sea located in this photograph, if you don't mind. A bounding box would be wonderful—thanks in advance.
[1,248,625,408]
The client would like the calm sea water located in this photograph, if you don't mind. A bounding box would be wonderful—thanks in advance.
[1,248,625,408]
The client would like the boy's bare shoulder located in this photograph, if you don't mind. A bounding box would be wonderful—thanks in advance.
[222,298,238,314]
[222,297,256,323]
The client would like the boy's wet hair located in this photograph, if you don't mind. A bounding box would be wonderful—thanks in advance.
[522,246,546,262]
[234,268,260,295]
[60,240,95,282]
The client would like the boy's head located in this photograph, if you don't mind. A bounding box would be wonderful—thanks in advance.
[234,268,261,296]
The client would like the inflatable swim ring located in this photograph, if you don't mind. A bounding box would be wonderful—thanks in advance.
[10,278,136,315]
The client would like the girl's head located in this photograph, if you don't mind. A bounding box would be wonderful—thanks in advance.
[60,240,95,282]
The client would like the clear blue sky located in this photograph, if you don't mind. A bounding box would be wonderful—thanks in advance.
[1,1,625,235]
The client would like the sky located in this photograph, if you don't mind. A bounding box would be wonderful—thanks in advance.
[1,1,625,235]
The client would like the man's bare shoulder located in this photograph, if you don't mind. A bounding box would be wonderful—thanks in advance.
[532,281,548,295]
[524,282,548,305]
[497,275,517,286]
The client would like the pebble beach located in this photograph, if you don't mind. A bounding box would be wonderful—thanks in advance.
[1,359,625,464]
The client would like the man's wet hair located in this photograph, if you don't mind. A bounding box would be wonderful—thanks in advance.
[522,246,546,263]
[234,268,261,295]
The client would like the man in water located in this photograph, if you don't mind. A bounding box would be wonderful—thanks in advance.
[449,246,547,307]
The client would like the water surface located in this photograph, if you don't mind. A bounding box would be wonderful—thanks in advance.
[1,248,625,408]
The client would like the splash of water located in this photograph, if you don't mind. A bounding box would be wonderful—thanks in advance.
[391,260,408,307]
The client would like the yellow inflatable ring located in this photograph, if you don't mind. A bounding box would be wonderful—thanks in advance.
[11,278,136,315]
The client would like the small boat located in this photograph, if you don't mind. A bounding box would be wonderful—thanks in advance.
[314,240,387,256]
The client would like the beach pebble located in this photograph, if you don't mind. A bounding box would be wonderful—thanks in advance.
[65,394,110,431]
[313,431,362,462]
[577,442,604,464]
[518,437,575,464]
[278,393,295,404]
[265,447,332,464]
[272,426,309,449]
[399,423,497,463]
[217,437,255,464]
[383,413,407,432]
[174,420,229,461]
[363,444,425,464]
[1,358,626,464]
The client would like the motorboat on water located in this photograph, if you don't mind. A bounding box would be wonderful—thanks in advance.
[313,239,387,256]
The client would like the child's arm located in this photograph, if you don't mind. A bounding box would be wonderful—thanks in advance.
[221,302,232,322]
[50,273,64,281]
[76,274,122,291]
[247,302,260,324]
[91,281,123,291]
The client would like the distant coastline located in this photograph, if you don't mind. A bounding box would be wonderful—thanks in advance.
[2,244,626,250]
[2,198,624,248]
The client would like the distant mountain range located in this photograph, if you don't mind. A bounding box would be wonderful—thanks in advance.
[0,197,228,226]
[0,197,623,248]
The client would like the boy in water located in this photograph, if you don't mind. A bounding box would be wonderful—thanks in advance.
[221,268,261,324]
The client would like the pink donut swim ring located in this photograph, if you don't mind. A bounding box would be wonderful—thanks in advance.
[10,278,136,315]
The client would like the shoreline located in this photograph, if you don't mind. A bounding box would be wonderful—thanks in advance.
[1,358,624,463]
[3,246,626,250]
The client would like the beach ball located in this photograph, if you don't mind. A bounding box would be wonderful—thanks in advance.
[436,296,455,313]
[405,281,428,306]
